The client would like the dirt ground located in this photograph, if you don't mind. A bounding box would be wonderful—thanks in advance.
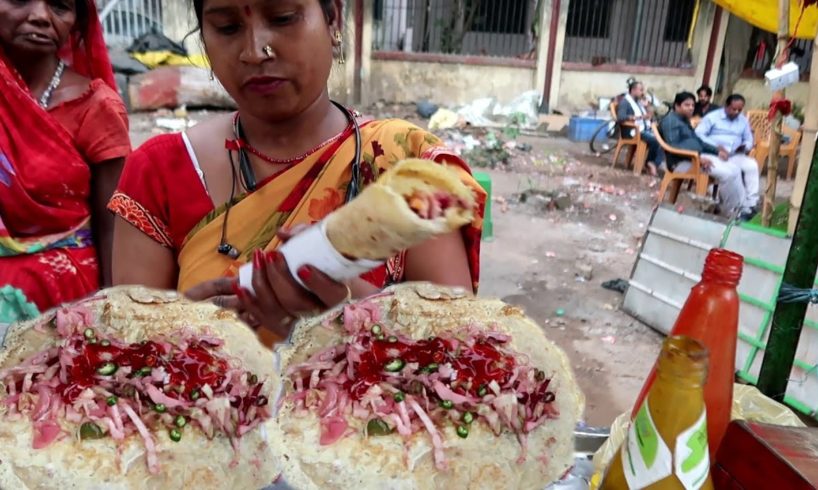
[127,106,795,427]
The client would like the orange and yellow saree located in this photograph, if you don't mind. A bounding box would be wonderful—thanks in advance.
[178,119,486,292]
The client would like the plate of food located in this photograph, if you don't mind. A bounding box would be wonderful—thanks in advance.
[270,282,584,489]
[0,287,281,489]
[0,283,583,489]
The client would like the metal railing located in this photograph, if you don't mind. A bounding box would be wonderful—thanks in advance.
[372,0,540,59]
[97,0,163,48]
[563,0,696,68]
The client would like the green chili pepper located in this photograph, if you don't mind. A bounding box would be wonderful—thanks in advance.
[456,425,469,439]
[153,403,167,413]
[477,384,488,397]
[440,400,454,409]
[388,336,398,343]
[97,362,117,376]
[462,412,474,424]
[136,366,152,377]
[190,389,200,401]
[83,328,95,339]
[393,391,405,403]
[87,338,97,344]
[106,396,118,406]
[100,339,111,347]
[421,363,439,374]
[79,422,105,440]
[174,415,187,428]
[371,325,382,336]
[535,370,546,382]
[384,359,405,372]
[249,374,258,385]
[169,428,182,442]
[366,418,392,436]
[377,334,385,340]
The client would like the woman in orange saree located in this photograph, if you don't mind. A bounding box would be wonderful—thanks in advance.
[110,0,485,346]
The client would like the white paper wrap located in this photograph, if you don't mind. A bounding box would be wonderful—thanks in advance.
[238,220,383,294]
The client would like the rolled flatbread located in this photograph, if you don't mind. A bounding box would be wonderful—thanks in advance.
[0,287,281,489]
[325,159,476,261]
[270,282,584,489]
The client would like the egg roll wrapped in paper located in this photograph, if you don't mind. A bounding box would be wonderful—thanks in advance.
[325,158,476,260]
[239,159,477,293]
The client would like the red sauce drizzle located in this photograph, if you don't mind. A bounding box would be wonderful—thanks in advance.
[347,336,516,400]
[58,338,228,403]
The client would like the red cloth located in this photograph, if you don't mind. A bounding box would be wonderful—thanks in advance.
[768,98,793,120]
[0,0,130,314]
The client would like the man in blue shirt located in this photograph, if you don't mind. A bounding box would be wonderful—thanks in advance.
[660,92,745,217]
[695,94,759,220]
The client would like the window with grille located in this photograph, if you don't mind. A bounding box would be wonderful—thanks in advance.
[566,0,612,38]
[471,0,529,34]
[664,0,696,42]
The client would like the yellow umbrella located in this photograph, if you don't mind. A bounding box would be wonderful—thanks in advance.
[714,0,818,38]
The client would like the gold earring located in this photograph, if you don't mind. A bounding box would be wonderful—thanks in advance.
[263,45,273,58]
[334,31,345,65]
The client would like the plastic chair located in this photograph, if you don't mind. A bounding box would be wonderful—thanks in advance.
[610,101,648,175]
[747,109,802,180]
[652,123,711,204]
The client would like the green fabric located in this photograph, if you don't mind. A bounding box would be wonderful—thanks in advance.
[0,285,40,324]
[474,171,493,241]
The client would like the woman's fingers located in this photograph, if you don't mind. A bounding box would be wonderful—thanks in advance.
[296,265,351,307]
[276,223,311,243]
[264,251,323,316]
[233,284,293,340]
[249,250,288,322]
[185,277,235,301]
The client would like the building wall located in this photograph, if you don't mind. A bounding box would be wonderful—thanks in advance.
[556,70,697,110]
[367,58,537,105]
[733,78,810,110]
[553,0,721,112]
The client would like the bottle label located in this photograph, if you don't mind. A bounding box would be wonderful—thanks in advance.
[675,409,710,490]
[622,400,673,489]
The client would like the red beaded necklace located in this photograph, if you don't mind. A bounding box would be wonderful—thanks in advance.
[228,112,351,165]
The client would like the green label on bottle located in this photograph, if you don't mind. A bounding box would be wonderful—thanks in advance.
[675,409,710,490]
[622,400,673,489]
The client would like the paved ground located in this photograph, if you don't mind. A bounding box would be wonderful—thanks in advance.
[128,107,797,427]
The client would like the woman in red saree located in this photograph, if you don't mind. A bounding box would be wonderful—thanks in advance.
[110,0,485,346]
[0,0,130,325]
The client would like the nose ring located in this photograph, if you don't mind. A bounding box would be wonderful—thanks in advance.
[263,45,273,58]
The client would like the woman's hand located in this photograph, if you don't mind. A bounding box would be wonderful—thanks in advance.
[185,277,242,311]
[233,226,352,339]
[236,249,352,339]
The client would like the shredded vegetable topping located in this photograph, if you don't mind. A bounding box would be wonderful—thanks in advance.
[0,306,272,475]
[285,301,559,470]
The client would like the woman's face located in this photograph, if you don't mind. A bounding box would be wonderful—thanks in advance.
[201,0,337,121]
[0,0,76,57]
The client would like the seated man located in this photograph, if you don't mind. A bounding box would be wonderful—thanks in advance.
[695,94,759,220]
[694,85,720,117]
[616,80,665,176]
[659,92,745,217]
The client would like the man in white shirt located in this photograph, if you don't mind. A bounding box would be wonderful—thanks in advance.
[615,81,665,176]
[695,94,760,220]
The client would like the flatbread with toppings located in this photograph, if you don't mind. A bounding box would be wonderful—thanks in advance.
[325,159,476,261]
[271,283,584,489]
[0,287,280,489]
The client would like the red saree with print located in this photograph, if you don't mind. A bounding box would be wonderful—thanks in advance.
[0,1,129,323]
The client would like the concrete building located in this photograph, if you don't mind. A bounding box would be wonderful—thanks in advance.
[98,0,809,114]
